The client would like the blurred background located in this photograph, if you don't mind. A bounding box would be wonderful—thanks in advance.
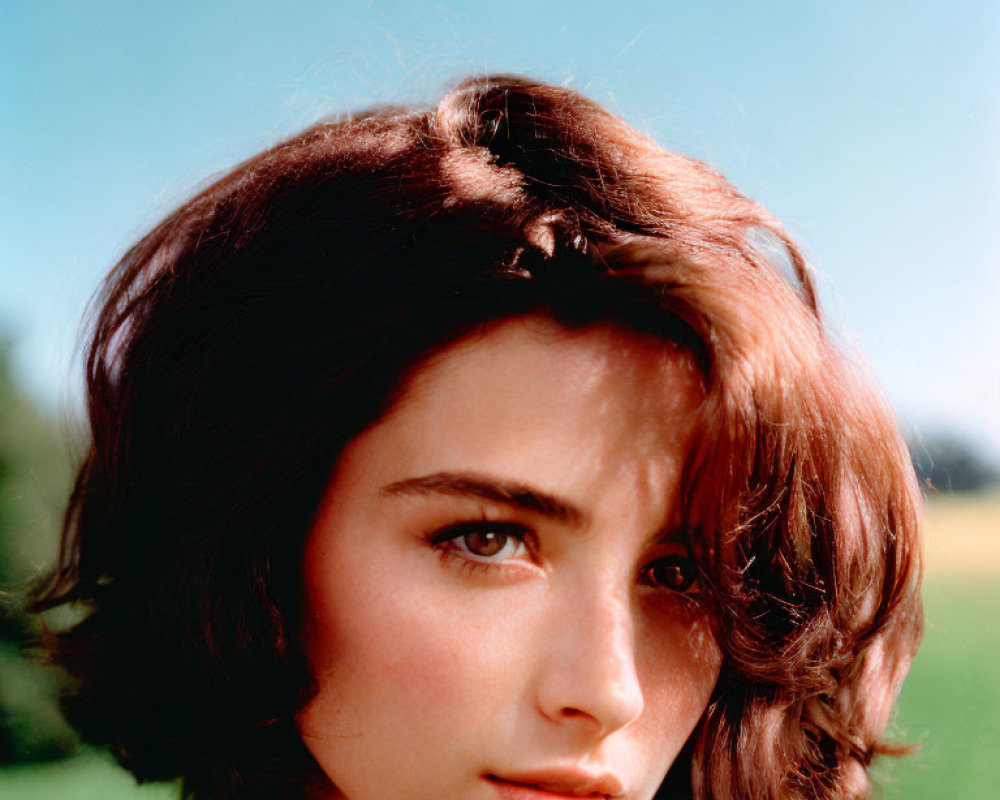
[1,1,997,797]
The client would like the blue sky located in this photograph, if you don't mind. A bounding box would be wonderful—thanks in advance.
[2,0,998,461]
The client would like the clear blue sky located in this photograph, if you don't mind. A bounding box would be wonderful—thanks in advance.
[2,0,998,461]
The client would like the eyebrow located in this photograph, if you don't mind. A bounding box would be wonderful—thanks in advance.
[380,471,584,525]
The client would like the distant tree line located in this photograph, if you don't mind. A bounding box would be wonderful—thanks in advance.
[0,336,78,764]
[907,431,1000,494]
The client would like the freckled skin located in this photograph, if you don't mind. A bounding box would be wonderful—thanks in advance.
[296,316,722,800]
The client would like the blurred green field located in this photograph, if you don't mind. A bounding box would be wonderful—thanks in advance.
[1,497,997,799]
[873,575,1000,798]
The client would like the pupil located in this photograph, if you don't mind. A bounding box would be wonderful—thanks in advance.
[651,557,693,590]
[660,565,684,587]
[466,531,506,556]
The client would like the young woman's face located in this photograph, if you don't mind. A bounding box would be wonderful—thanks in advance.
[297,316,721,800]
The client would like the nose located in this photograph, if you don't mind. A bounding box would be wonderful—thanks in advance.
[535,579,644,736]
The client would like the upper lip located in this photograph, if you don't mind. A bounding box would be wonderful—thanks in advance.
[487,767,626,798]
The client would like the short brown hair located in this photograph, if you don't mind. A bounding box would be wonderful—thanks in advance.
[34,75,921,800]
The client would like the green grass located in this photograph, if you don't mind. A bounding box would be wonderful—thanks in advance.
[0,750,179,800]
[1,577,996,799]
[873,575,1000,798]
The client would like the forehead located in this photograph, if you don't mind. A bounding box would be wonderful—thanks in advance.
[338,315,706,508]
[402,314,705,421]
[426,313,696,382]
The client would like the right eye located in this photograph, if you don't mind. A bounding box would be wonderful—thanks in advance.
[640,555,700,593]
[429,521,533,564]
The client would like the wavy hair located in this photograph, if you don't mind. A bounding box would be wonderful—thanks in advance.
[33,75,921,800]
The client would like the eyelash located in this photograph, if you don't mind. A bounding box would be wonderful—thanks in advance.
[427,520,702,594]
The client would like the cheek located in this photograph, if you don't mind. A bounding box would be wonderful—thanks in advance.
[299,550,527,743]
[634,611,721,752]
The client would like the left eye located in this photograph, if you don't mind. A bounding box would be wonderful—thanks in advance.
[640,555,699,593]
[433,522,530,562]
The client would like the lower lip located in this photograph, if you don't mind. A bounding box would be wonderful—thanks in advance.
[486,776,608,800]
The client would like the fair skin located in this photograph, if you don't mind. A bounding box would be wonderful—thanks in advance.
[296,315,722,800]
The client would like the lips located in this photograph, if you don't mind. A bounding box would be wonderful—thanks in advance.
[485,768,625,799]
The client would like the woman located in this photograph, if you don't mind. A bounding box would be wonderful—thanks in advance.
[33,76,922,799]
